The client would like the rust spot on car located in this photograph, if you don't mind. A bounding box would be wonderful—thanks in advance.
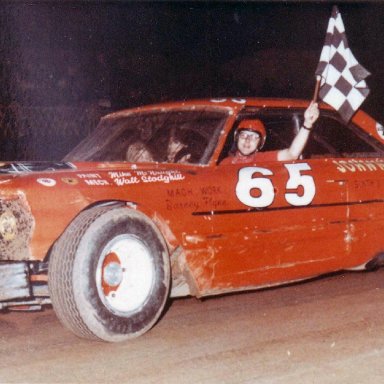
[0,192,35,261]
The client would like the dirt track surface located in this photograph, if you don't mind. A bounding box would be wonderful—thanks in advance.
[2,269,384,383]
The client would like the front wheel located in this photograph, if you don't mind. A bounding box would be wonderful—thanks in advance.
[48,206,170,342]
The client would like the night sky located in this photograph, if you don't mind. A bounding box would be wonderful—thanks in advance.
[1,1,384,158]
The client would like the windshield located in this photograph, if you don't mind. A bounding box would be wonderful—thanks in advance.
[64,108,228,165]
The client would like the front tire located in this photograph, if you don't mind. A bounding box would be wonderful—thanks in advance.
[48,206,170,342]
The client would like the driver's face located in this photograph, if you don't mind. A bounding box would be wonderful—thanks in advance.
[237,131,261,156]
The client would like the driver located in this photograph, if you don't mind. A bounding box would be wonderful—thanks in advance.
[221,101,319,164]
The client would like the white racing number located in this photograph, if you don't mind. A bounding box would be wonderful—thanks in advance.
[236,167,274,207]
[235,163,315,208]
[284,163,316,206]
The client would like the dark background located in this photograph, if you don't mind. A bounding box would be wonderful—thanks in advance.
[1,1,383,159]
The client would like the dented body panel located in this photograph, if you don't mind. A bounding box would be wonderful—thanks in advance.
[0,97,384,309]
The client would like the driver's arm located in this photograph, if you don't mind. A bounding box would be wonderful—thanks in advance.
[277,101,319,161]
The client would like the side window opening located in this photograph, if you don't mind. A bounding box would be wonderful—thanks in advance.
[262,116,297,150]
[303,114,379,159]
[218,108,383,164]
[218,112,301,163]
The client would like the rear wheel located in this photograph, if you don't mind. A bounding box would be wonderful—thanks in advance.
[48,206,170,342]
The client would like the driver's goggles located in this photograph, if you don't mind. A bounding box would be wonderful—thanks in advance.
[238,131,261,141]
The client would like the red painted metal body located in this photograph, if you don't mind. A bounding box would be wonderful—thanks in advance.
[1,97,384,303]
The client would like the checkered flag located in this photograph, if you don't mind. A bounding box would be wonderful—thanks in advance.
[315,6,370,122]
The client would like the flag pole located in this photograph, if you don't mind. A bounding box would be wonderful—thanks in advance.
[312,75,321,102]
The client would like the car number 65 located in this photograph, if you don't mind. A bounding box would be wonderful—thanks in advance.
[235,163,316,208]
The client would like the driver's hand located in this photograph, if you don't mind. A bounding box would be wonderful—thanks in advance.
[304,101,320,129]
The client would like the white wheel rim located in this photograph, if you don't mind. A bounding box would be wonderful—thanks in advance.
[96,234,155,316]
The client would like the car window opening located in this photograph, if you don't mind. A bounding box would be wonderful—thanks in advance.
[218,108,383,164]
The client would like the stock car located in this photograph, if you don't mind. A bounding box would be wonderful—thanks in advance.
[1,97,384,342]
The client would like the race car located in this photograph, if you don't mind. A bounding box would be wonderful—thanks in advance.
[1,97,384,342]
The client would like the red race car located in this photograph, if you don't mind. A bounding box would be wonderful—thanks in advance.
[1,98,384,342]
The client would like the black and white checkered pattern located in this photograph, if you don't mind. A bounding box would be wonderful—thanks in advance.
[315,6,370,122]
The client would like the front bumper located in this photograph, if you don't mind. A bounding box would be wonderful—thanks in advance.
[0,262,30,301]
[0,261,50,310]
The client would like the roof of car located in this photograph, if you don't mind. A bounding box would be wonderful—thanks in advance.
[104,98,324,120]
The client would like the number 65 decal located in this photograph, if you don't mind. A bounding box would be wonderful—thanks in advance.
[235,163,316,208]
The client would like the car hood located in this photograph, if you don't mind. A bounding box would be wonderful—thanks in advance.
[0,161,190,179]
[0,162,76,175]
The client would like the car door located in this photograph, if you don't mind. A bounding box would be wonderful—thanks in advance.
[181,158,350,296]
[182,109,379,296]
[166,108,384,297]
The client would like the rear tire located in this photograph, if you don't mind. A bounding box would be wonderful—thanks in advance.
[48,206,170,342]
